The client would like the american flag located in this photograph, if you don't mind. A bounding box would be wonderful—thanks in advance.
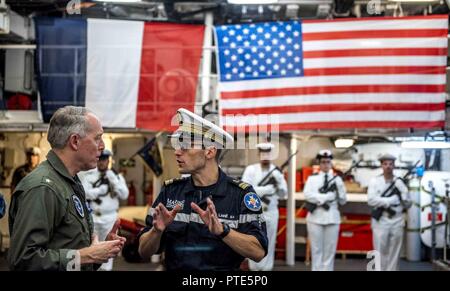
[215,15,448,131]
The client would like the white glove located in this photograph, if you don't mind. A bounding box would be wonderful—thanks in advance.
[317,192,334,205]
[394,179,407,191]
[272,171,284,185]
[98,184,109,195]
[105,170,119,183]
[325,192,337,202]
[256,185,276,196]
[385,195,400,207]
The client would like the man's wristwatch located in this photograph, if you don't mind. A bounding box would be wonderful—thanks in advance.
[218,222,230,239]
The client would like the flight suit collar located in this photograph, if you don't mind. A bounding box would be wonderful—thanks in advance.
[46,150,77,184]
[184,167,227,198]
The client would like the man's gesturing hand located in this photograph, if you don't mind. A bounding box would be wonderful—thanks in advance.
[191,197,224,236]
[152,203,182,233]
[106,219,126,247]
[79,234,123,265]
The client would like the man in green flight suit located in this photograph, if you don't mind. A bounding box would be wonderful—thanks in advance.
[8,106,126,271]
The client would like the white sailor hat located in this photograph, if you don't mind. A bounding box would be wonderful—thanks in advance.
[25,147,41,155]
[378,153,396,162]
[316,149,333,160]
[256,143,275,151]
[170,108,234,149]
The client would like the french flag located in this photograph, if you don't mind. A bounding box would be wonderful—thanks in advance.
[35,18,204,130]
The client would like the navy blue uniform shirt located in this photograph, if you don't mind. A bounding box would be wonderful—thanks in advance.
[139,168,268,271]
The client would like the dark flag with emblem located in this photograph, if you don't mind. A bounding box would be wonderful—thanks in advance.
[137,136,163,177]
[0,193,6,219]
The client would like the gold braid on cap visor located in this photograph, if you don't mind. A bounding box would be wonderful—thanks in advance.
[178,123,225,147]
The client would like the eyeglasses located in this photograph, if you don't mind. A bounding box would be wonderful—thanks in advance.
[320,160,332,164]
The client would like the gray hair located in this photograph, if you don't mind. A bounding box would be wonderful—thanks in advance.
[47,106,92,149]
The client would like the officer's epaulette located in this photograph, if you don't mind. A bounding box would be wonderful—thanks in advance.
[164,176,189,186]
[229,179,251,190]
[41,176,55,186]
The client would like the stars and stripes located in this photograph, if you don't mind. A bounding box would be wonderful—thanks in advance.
[215,15,448,131]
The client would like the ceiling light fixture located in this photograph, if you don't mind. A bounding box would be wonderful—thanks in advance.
[334,138,355,148]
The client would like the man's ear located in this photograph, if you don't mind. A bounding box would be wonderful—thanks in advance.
[68,134,80,151]
[205,146,217,161]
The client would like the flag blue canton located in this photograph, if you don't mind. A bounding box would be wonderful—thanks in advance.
[216,21,304,82]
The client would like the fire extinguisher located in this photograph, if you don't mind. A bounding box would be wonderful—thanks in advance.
[128,180,136,206]
[144,182,153,206]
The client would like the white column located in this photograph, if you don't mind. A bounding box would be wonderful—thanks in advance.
[200,11,214,106]
[441,149,450,171]
[286,134,297,266]
[406,176,421,261]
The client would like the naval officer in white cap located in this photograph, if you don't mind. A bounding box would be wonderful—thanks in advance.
[138,108,268,270]
[304,149,347,271]
[79,149,129,271]
[368,153,411,271]
[241,142,287,271]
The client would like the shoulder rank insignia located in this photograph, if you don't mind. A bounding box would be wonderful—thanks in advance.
[164,176,188,186]
[41,177,54,185]
[230,179,251,190]
[164,179,174,186]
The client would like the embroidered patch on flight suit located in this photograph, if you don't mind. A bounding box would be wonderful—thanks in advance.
[72,195,85,218]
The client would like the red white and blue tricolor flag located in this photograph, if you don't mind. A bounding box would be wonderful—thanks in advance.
[215,15,448,131]
[35,18,204,131]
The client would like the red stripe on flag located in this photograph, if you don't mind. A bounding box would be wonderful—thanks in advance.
[217,16,448,131]
[303,66,446,76]
[220,85,446,100]
[303,48,447,58]
[224,121,446,132]
[221,103,445,115]
[136,23,204,131]
[302,14,448,24]
[303,29,448,41]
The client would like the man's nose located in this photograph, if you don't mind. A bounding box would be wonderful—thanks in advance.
[99,139,105,151]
